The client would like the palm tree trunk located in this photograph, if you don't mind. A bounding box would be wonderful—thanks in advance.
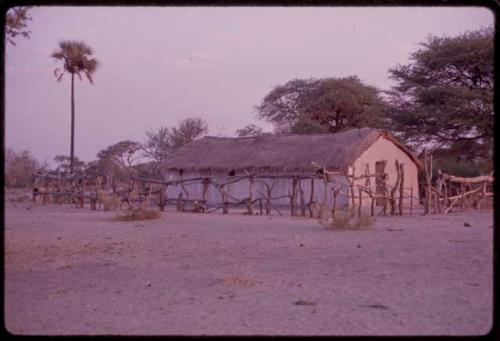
[70,73,75,174]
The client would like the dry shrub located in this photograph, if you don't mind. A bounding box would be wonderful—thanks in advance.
[114,208,162,221]
[310,202,333,219]
[223,275,256,288]
[323,210,374,230]
[99,191,119,211]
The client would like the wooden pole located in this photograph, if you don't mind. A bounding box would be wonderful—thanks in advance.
[177,192,184,212]
[424,150,431,215]
[389,160,401,215]
[443,178,448,209]
[299,179,306,217]
[247,177,254,215]
[309,178,315,218]
[332,187,338,218]
[433,187,438,214]
[259,198,263,215]
[221,185,228,214]
[350,166,356,209]
[265,181,274,216]
[290,177,298,216]
[365,164,374,217]
[202,178,209,202]
[410,186,413,215]
[159,185,165,211]
[358,187,362,218]
[398,163,404,215]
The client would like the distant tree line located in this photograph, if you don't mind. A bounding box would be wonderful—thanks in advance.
[4,117,209,188]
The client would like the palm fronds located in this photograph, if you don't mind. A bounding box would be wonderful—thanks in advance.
[51,40,99,83]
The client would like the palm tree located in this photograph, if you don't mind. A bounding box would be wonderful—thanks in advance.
[51,40,98,174]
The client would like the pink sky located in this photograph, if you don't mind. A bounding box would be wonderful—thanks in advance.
[5,6,493,166]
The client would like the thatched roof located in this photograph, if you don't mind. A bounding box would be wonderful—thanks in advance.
[161,128,422,174]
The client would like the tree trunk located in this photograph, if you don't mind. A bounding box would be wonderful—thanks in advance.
[70,73,75,174]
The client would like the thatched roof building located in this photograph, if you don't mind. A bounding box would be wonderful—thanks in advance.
[161,128,421,174]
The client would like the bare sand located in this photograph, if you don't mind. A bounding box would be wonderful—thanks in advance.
[4,202,493,336]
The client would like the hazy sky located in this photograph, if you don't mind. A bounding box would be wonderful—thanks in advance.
[5,6,493,165]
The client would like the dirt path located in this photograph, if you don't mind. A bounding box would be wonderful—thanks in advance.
[4,203,493,335]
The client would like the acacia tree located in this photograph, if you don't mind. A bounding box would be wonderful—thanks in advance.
[256,76,387,134]
[97,140,142,170]
[53,155,86,175]
[386,26,493,163]
[51,40,99,174]
[5,6,31,46]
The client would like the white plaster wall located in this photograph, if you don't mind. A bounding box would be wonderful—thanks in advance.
[350,136,420,208]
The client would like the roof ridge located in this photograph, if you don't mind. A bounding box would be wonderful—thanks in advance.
[202,127,382,140]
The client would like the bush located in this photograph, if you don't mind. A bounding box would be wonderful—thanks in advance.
[322,210,374,230]
[113,208,162,221]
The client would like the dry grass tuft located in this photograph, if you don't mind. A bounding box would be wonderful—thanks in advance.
[322,210,375,230]
[113,208,162,221]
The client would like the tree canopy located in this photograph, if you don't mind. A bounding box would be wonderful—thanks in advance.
[256,76,387,134]
[142,117,208,176]
[97,140,142,170]
[51,40,99,83]
[386,26,493,163]
[5,7,31,46]
[5,148,38,188]
[53,155,86,175]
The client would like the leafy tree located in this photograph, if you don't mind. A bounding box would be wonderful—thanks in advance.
[387,26,493,164]
[235,124,265,137]
[5,7,31,46]
[256,76,387,134]
[169,117,208,150]
[143,126,171,165]
[5,148,39,188]
[95,140,142,182]
[53,155,85,175]
[97,140,142,170]
[51,40,99,174]
[142,117,208,176]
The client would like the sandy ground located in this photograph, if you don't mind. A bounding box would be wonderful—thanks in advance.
[4,201,493,336]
